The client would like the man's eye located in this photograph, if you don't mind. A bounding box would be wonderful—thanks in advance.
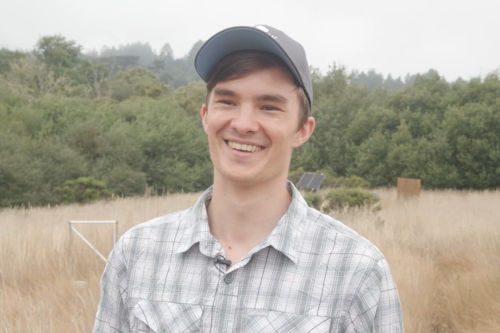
[218,100,234,105]
[262,105,278,111]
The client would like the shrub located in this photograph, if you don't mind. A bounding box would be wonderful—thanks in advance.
[53,176,112,204]
[288,167,305,185]
[329,175,371,189]
[304,192,323,210]
[108,67,168,101]
[324,188,379,212]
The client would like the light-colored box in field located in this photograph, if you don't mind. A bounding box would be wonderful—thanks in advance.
[397,177,421,198]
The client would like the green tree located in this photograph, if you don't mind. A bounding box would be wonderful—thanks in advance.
[352,131,391,186]
[108,67,168,101]
[296,65,368,175]
[347,105,399,145]
[53,177,112,204]
[0,48,27,74]
[1,57,71,102]
[173,81,206,118]
[0,133,41,207]
[34,35,83,80]
[81,59,110,98]
[443,102,500,189]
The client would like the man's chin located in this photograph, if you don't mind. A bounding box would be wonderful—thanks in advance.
[214,168,263,186]
[224,173,260,185]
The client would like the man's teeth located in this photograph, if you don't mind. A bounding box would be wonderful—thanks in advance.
[228,141,262,152]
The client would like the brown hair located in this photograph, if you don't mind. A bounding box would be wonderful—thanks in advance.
[205,51,311,128]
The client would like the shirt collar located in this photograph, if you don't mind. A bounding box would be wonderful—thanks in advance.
[175,182,309,264]
[175,186,219,257]
[265,182,308,264]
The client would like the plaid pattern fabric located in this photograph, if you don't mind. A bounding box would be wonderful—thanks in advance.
[93,182,403,332]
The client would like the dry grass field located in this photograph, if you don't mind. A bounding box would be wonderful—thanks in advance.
[0,188,499,332]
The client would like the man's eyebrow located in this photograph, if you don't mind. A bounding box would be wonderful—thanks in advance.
[213,89,288,104]
[213,88,238,97]
[255,94,288,104]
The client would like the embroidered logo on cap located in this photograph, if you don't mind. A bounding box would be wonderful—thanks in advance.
[255,25,278,39]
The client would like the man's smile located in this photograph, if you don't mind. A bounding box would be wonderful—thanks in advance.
[225,140,264,153]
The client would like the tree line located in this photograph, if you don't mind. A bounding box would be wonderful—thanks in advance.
[0,35,499,207]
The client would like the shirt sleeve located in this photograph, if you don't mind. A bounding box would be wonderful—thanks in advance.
[92,236,131,333]
[343,258,404,332]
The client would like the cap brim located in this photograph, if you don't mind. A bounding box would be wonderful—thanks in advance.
[195,26,301,86]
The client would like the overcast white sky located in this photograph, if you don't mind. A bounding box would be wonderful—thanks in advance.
[0,0,498,81]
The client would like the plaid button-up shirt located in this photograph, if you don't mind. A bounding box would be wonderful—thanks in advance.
[93,183,403,332]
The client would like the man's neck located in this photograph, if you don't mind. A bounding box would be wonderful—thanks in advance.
[207,175,291,264]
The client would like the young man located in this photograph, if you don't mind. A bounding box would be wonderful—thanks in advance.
[93,25,403,332]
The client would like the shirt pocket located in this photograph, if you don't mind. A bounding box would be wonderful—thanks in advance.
[132,300,203,333]
[245,310,331,333]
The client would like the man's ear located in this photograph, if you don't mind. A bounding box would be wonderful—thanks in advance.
[201,103,208,133]
[292,117,315,148]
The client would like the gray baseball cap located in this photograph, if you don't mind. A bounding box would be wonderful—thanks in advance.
[194,24,313,107]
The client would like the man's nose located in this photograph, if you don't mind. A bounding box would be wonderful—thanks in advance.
[230,104,259,133]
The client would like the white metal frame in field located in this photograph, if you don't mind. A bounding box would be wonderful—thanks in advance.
[68,220,118,269]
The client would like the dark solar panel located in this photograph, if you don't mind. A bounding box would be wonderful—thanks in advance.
[296,173,325,192]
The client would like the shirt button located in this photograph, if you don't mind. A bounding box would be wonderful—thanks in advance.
[224,274,234,284]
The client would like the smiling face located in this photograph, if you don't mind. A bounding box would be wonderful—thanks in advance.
[201,67,314,187]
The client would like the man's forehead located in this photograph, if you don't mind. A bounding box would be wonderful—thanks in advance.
[212,67,296,89]
[211,77,298,100]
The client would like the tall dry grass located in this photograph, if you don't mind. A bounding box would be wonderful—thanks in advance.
[1,189,499,332]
